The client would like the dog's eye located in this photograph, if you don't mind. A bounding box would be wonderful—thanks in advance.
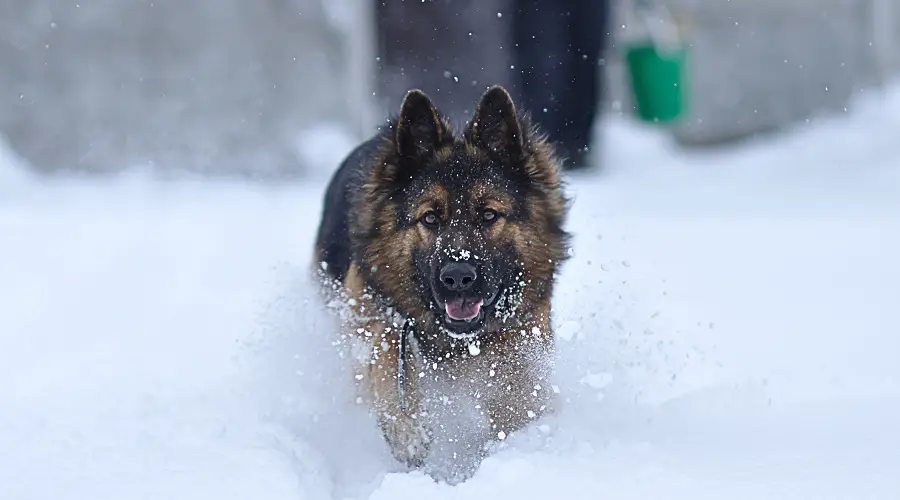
[421,211,439,228]
[481,209,499,223]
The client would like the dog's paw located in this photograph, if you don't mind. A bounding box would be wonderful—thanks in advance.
[380,412,430,468]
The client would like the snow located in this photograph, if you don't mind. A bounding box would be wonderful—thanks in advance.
[2,85,899,499]
[0,135,34,196]
[294,124,359,181]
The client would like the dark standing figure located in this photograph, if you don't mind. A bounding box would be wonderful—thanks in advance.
[512,0,611,170]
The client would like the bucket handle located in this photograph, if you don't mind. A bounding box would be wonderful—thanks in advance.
[632,0,683,56]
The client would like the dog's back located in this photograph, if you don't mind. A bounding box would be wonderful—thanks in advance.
[314,135,383,283]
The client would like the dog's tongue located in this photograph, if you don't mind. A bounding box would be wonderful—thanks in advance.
[445,298,483,321]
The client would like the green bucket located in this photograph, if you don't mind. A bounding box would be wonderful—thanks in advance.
[624,41,687,124]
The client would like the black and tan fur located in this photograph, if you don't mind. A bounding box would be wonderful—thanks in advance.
[313,85,570,477]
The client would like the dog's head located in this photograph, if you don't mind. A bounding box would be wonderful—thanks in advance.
[360,86,570,339]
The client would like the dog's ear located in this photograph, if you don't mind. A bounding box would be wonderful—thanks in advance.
[396,89,443,161]
[469,85,524,163]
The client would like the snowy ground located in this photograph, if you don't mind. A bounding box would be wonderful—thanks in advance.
[2,86,899,500]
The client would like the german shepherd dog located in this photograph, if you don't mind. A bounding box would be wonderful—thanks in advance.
[314,85,570,478]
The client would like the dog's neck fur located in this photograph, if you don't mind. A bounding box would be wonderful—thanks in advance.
[333,260,552,362]
[385,285,552,362]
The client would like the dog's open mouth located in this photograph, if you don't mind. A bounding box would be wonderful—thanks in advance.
[437,288,499,339]
[444,297,484,322]
[441,297,487,339]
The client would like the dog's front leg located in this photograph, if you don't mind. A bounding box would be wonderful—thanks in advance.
[342,264,429,466]
[357,321,429,467]
[482,315,557,441]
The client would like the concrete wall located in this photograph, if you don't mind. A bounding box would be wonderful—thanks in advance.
[0,0,359,178]
[661,0,876,145]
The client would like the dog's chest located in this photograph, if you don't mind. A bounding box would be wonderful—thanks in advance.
[411,335,551,422]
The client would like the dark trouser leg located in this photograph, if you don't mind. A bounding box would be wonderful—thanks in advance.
[512,0,610,168]
[560,0,610,159]
[512,0,572,144]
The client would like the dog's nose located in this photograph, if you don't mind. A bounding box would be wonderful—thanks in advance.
[440,262,478,291]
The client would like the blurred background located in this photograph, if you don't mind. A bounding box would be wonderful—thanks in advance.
[2,0,897,179]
